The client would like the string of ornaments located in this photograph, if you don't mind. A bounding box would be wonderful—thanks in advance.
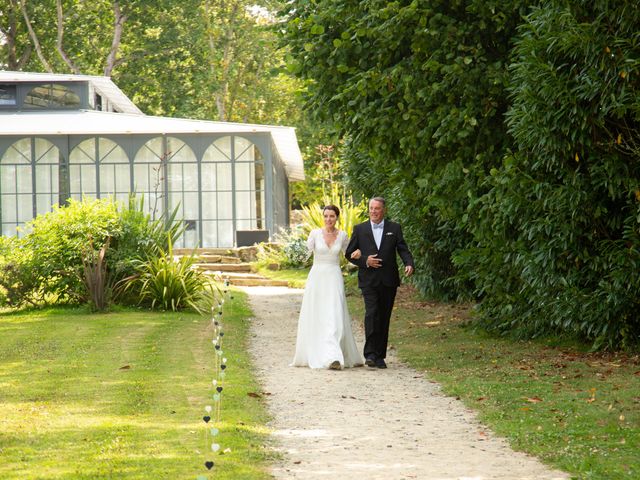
[198,277,231,479]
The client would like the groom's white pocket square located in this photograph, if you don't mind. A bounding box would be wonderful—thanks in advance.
[385,232,394,236]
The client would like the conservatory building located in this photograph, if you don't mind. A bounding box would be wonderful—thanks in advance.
[0,71,304,247]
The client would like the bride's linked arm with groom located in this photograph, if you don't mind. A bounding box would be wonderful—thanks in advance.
[290,198,414,371]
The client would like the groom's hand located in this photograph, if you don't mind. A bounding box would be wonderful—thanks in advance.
[366,254,382,268]
[405,265,414,276]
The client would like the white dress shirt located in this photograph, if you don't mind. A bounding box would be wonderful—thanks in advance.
[371,220,384,249]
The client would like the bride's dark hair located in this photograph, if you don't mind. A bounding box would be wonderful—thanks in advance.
[323,204,340,218]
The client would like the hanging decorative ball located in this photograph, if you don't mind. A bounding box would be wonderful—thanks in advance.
[213,393,221,402]
[210,428,219,436]
[211,443,221,452]
[205,405,212,413]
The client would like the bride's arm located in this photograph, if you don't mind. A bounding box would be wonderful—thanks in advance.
[307,229,316,252]
[340,230,350,254]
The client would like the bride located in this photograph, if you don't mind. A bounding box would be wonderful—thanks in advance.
[291,205,364,370]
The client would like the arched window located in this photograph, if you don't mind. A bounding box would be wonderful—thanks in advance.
[69,137,130,203]
[24,84,80,109]
[166,137,198,247]
[133,137,165,219]
[133,137,198,246]
[234,136,265,231]
[0,138,59,236]
[202,137,234,247]
[201,135,265,247]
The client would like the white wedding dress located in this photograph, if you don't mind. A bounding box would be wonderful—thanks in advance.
[291,229,364,369]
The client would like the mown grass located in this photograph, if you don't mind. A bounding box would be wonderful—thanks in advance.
[0,291,274,480]
[262,267,640,479]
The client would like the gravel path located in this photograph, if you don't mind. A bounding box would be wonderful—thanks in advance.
[243,286,569,480]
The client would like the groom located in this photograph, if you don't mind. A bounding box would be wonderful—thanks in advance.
[346,197,414,369]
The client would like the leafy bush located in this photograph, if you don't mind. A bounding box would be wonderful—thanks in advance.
[0,196,184,309]
[457,2,640,349]
[256,226,311,269]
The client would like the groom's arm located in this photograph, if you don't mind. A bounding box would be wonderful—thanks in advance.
[395,224,414,268]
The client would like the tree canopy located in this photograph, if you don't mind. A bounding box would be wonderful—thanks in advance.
[281,0,640,348]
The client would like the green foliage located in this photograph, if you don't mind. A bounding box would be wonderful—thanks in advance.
[20,197,122,304]
[0,196,184,309]
[122,236,218,314]
[0,236,39,307]
[299,197,366,239]
[457,2,640,348]
[256,226,311,269]
[1,0,304,125]
[281,0,529,300]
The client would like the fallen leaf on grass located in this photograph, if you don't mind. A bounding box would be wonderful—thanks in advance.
[247,392,262,398]
[525,396,543,403]
[119,365,131,370]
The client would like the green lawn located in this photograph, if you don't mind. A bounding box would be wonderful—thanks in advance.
[0,291,273,480]
[263,267,639,479]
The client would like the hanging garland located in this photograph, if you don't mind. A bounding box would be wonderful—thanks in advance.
[197,277,231,479]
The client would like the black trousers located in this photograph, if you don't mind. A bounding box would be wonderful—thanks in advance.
[361,284,397,360]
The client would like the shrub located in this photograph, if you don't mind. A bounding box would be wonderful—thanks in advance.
[256,226,311,269]
[457,2,640,349]
[0,195,185,309]
[121,236,218,314]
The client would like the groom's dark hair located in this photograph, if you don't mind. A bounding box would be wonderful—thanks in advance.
[323,204,340,218]
[370,196,385,206]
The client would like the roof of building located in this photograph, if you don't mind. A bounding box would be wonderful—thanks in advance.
[0,70,142,114]
[0,71,304,181]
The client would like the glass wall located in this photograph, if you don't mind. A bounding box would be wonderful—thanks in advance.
[133,137,165,220]
[69,137,130,203]
[1,133,271,247]
[0,138,59,236]
[166,137,198,248]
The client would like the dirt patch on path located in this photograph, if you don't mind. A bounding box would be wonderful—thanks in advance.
[243,286,568,480]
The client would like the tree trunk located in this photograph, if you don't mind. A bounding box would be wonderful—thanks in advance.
[19,0,53,72]
[104,1,127,77]
[56,0,81,73]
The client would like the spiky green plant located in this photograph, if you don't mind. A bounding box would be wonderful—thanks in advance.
[299,195,366,237]
[122,235,219,314]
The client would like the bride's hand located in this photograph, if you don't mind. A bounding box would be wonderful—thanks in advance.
[350,249,362,260]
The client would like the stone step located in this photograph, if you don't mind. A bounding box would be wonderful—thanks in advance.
[173,247,240,257]
[226,277,290,287]
[185,254,242,264]
[193,262,252,273]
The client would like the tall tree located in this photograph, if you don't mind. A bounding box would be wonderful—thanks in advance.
[281,0,531,299]
[459,0,640,348]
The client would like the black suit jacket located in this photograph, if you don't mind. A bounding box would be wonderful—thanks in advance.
[346,220,414,288]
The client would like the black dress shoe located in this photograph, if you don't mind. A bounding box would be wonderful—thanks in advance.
[375,358,387,369]
[365,356,376,367]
